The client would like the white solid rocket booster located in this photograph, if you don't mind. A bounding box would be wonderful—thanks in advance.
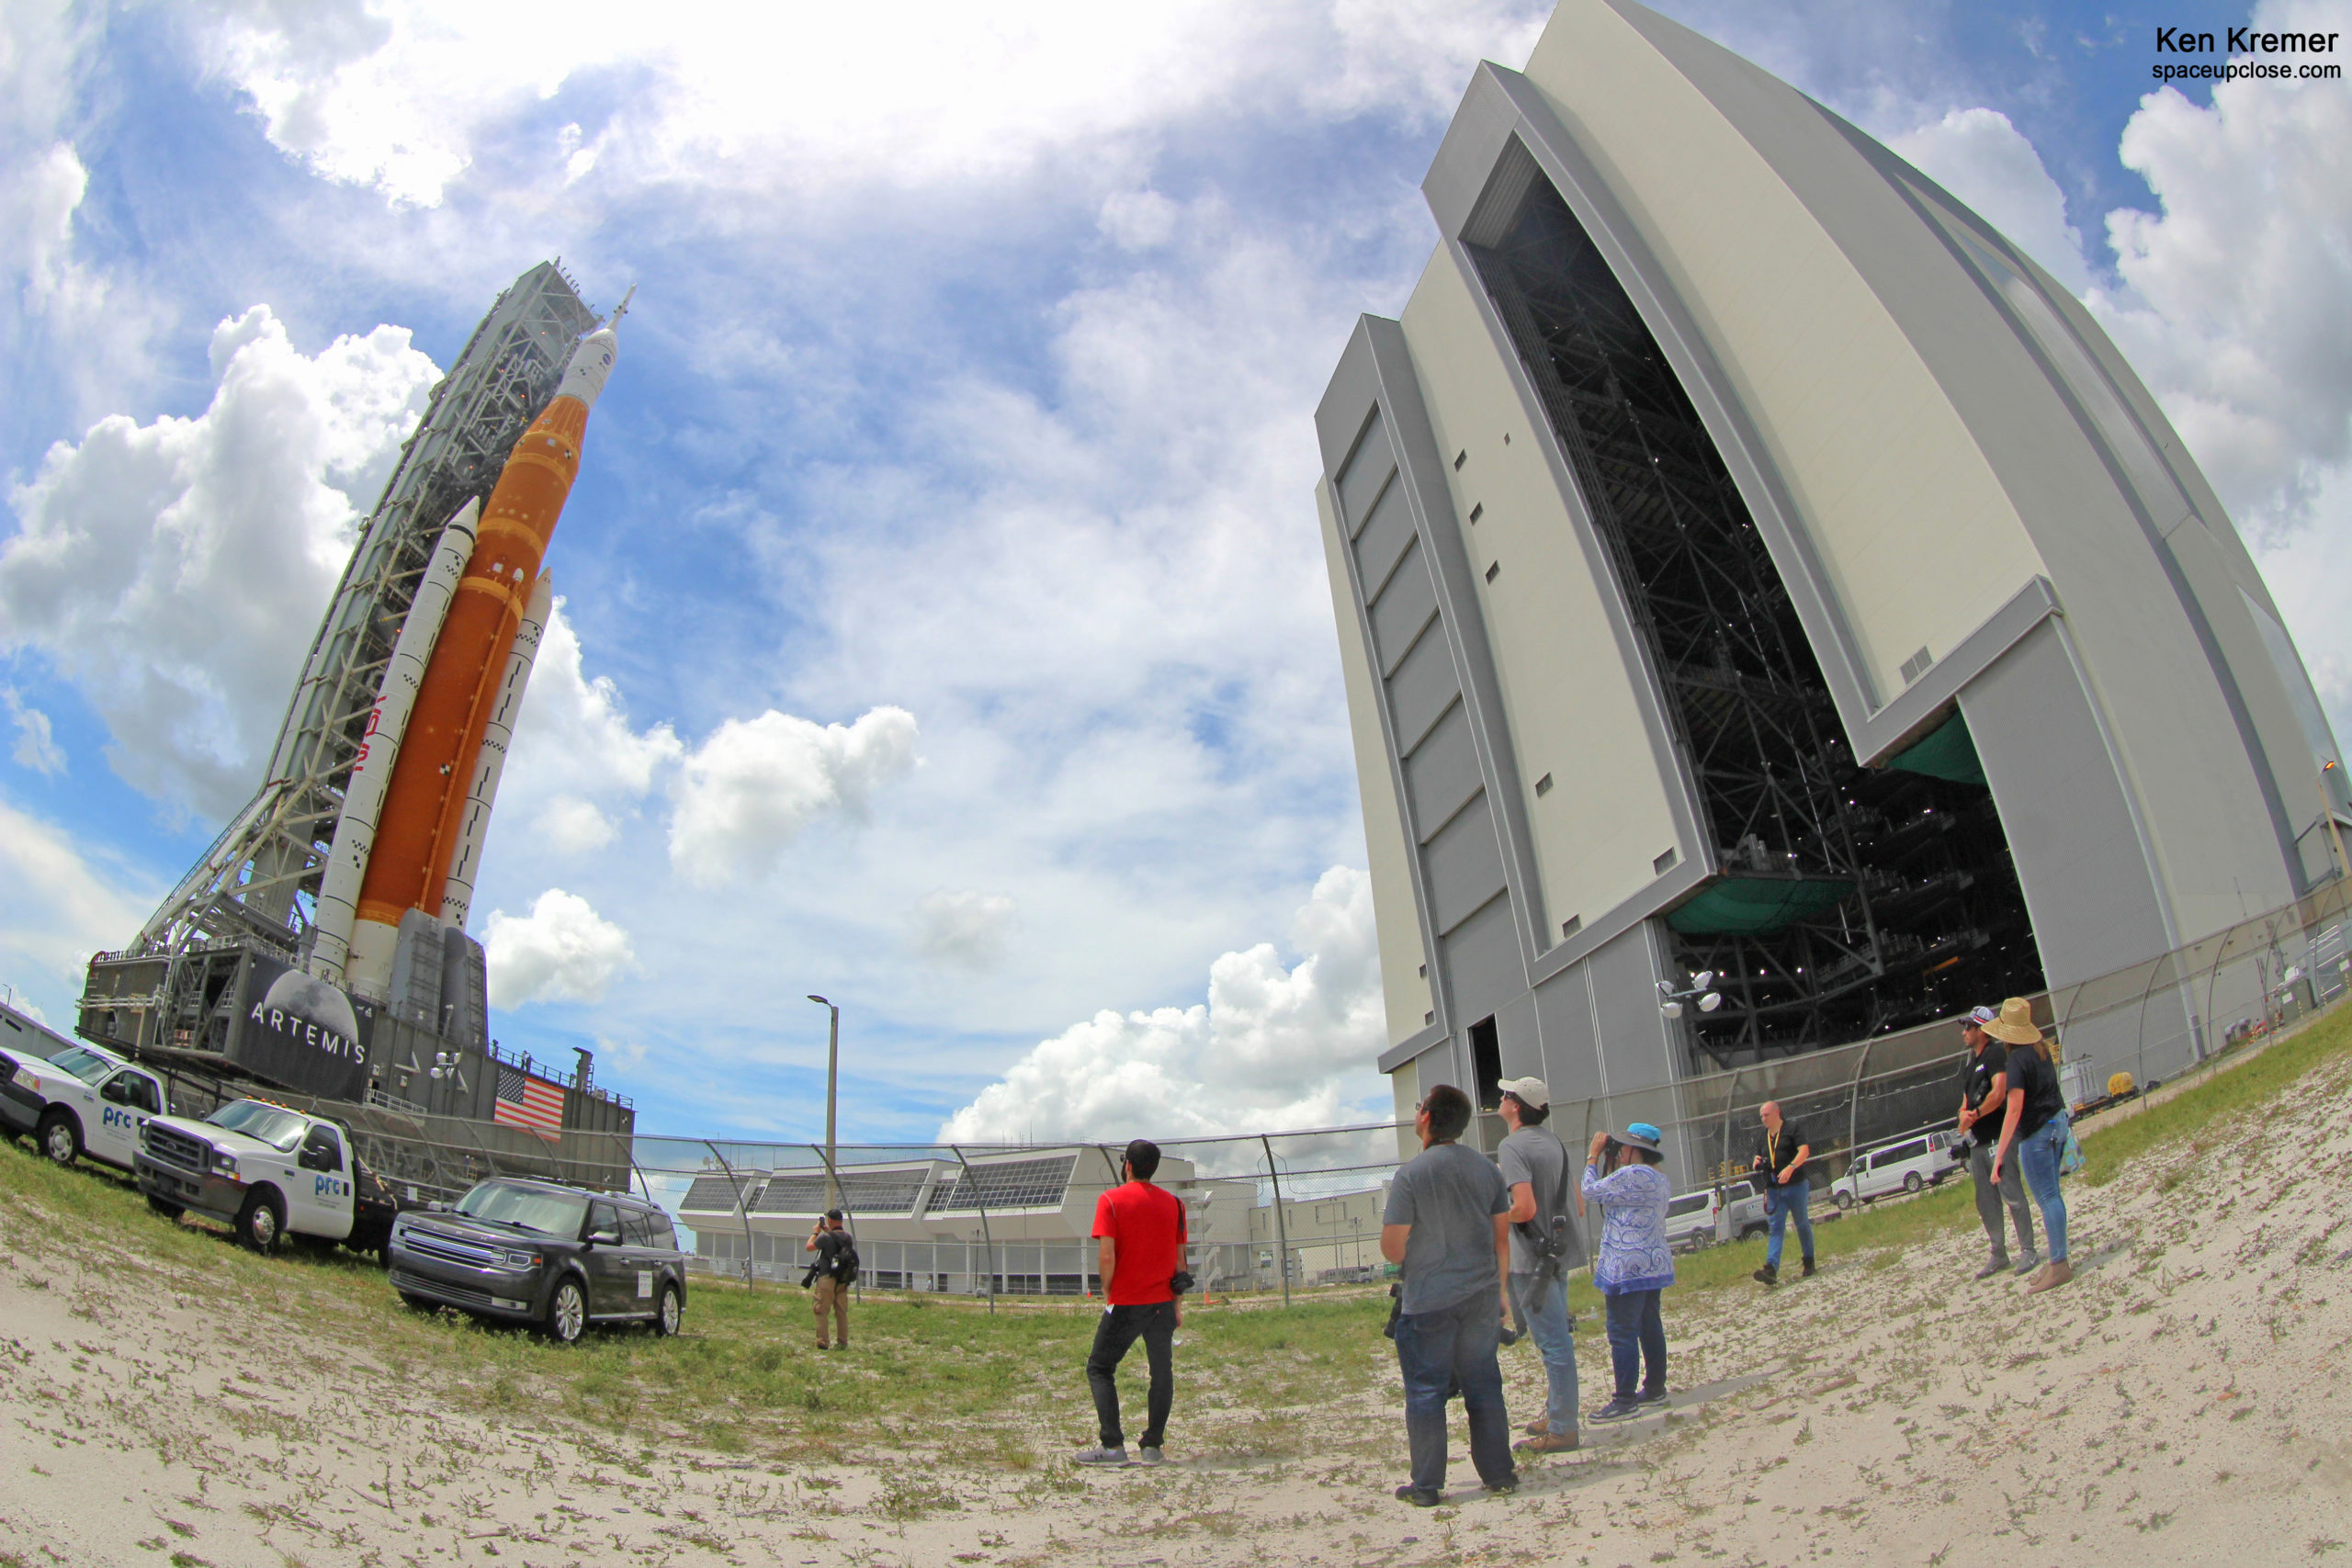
[309,500,480,983]
[436,570,554,933]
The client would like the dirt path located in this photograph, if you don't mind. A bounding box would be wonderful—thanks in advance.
[4,1051,2349,1567]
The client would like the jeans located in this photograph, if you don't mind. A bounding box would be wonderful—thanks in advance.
[1086,1301,1176,1450]
[1967,1136,2036,1260]
[2014,1120,2069,1262]
[1510,1271,1579,1437]
[1394,1292,1515,1495]
[1764,1179,1814,1269]
[1602,1288,1666,1400]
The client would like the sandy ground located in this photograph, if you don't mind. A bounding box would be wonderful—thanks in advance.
[4,1048,2350,1568]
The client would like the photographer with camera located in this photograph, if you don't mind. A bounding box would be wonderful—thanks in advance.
[1379,1083,1518,1506]
[1074,1139,1189,1468]
[1748,1101,1814,1287]
[1495,1077,1586,1456]
[801,1210,856,1350]
[1582,1123,1675,1424]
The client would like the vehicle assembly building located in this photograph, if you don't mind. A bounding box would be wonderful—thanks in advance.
[1316,0,2350,1130]
[77,263,632,1142]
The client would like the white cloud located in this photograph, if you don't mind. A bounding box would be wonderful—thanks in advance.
[0,797,152,989]
[937,865,1386,1145]
[2086,2,2352,542]
[0,306,438,818]
[5,689,64,775]
[187,0,1551,208]
[483,887,636,1007]
[667,705,919,886]
[911,890,1017,971]
[1890,107,2092,294]
[537,795,616,856]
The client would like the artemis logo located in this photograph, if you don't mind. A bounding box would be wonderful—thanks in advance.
[249,1001,368,1066]
[2155,26,2340,52]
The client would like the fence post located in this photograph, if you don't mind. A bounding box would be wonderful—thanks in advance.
[1090,1145,1124,1298]
[1846,1038,1873,1183]
[701,1141,759,1293]
[949,1144,994,1314]
[1261,1134,1291,1307]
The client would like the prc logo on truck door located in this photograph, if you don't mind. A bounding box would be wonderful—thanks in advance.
[100,1107,146,1132]
[314,1175,351,1199]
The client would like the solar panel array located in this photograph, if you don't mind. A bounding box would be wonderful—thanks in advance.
[924,1155,1077,1213]
[753,1168,932,1216]
[679,1175,764,1213]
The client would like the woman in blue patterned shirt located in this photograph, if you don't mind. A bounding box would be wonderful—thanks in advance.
[1581,1122,1674,1423]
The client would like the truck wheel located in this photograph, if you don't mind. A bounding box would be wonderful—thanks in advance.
[653,1282,682,1337]
[236,1190,285,1253]
[542,1276,587,1344]
[38,1111,79,1168]
[1834,1189,1853,1212]
[146,1193,185,1221]
[1903,1172,1925,1194]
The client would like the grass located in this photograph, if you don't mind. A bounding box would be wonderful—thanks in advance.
[5,998,2346,1475]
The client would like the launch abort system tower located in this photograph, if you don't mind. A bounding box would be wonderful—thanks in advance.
[1315,0,2350,1138]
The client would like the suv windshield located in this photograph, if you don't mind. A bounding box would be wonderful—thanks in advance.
[203,1100,308,1152]
[456,1182,591,1237]
[47,1046,119,1087]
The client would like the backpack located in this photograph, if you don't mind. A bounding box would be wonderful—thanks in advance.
[832,1239,860,1284]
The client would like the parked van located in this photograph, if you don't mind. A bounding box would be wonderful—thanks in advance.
[1830,1131,1964,1208]
[1662,1189,1718,1251]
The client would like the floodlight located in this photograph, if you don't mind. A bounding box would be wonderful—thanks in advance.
[1662,1000,1685,1019]
[1700,992,1723,1012]
[1692,970,1716,990]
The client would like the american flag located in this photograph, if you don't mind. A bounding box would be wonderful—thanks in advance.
[494,1064,565,1141]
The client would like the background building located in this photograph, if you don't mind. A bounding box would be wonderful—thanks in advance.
[1315,0,2349,1160]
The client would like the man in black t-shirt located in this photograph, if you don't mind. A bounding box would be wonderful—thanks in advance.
[1955,1005,2037,1279]
[804,1210,854,1350]
[1748,1102,1814,1286]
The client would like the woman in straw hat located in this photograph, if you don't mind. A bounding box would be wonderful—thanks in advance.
[1985,998,2074,1293]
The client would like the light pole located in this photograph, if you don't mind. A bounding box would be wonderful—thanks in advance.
[807,995,840,1212]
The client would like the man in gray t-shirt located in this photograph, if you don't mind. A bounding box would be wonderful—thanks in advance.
[1495,1077,1583,1452]
[1380,1084,1515,1505]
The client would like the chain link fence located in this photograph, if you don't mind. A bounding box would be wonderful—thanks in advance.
[103,876,2352,1307]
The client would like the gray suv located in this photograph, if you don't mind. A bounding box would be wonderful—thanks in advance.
[388,1179,686,1343]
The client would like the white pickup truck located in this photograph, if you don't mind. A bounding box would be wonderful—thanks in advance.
[0,1034,172,1174]
[134,1098,397,1258]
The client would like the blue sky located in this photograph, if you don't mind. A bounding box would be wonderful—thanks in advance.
[3,0,2347,1148]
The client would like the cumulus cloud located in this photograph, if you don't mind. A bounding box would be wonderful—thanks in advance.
[937,865,1387,1145]
[1890,107,2092,294]
[187,0,1550,207]
[911,890,1018,971]
[5,689,64,775]
[0,306,437,818]
[537,795,616,856]
[667,705,919,886]
[484,887,636,1007]
[0,798,153,988]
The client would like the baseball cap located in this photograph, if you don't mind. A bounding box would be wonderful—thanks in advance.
[1497,1076,1549,1109]
[1964,1006,1997,1027]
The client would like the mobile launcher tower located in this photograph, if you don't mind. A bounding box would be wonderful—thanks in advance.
[1317,0,2351,1139]
[81,263,632,1138]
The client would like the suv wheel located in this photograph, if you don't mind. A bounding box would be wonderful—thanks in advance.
[654,1282,683,1337]
[1903,1172,1925,1194]
[236,1191,285,1252]
[1834,1189,1854,1211]
[38,1111,79,1168]
[544,1276,587,1344]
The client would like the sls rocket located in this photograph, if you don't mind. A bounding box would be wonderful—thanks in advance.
[330,299,627,1002]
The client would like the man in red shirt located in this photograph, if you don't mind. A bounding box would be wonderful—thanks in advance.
[1075,1138,1187,1467]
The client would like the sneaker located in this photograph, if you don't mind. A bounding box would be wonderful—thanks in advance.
[2012,1251,2041,1276]
[1073,1445,1130,1467]
[1136,1447,1166,1467]
[1589,1397,1644,1424]
[2024,1258,2075,1295]
[1752,1263,1778,1286]
[1634,1387,1668,1406]
[1515,1430,1581,1454]
[1800,1258,1816,1279]
[1974,1257,2009,1280]
[1395,1484,1442,1507]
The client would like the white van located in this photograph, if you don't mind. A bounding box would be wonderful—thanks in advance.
[1830,1131,1964,1208]
[1663,1189,1718,1251]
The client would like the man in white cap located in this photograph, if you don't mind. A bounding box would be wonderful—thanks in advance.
[1956,1004,2037,1279]
[1496,1077,1585,1454]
